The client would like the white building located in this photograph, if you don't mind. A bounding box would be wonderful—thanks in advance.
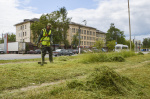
[14,18,39,43]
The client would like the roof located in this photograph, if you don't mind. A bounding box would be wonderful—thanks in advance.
[14,18,39,26]
[69,22,96,30]
[96,30,106,34]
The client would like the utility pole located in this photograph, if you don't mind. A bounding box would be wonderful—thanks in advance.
[128,0,132,51]
[78,26,81,54]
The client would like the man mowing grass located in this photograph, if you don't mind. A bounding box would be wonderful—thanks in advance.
[37,23,53,66]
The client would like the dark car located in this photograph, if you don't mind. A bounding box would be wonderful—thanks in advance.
[64,50,73,56]
[35,49,41,54]
[0,48,4,54]
[73,49,79,54]
[27,50,36,54]
[53,49,66,56]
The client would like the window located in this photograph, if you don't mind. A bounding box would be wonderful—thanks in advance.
[81,41,83,45]
[84,41,86,45]
[90,31,92,35]
[25,25,26,29]
[84,36,86,40]
[25,32,27,36]
[23,32,24,37]
[72,28,75,33]
[82,36,83,39]
[76,28,78,33]
[87,31,89,35]
[20,26,22,30]
[93,37,95,40]
[84,30,86,34]
[81,30,83,34]
[93,32,95,36]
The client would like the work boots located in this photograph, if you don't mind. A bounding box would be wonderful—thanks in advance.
[49,54,53,63]
[41,56,45,66]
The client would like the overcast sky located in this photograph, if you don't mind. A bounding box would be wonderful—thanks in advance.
[0,0,150,42]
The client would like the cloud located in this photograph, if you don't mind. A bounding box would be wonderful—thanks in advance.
[0,0,41,37]
[68,0,150,41]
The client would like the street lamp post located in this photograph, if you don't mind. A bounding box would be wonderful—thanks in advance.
[78,26,81,54]
[128,0,132,51]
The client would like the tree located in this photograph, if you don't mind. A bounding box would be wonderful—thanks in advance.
[143,38,150,48]
[0,33,16,43]
[71,32,79,49]
[8,33,16,42]
[106,23,126,44]
[125,40,134,50]
[59,7,71,48]
[94,39,104,49]
[31,7,71,49]
[107,40,116,51]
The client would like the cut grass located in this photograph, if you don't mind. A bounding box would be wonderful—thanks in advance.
[0,52,150,98]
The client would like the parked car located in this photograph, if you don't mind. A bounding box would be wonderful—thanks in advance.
[73,49,79,54]
[64,50,73,56]
[0,48,4,54]
[53,49,66,56]
[27,50,36,54]
[35,49,41,54]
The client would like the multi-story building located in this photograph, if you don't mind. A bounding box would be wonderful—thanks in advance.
[15,19,106,48]
[14,18,39,43]
[96,30,106,47]
[133,39,142,51]
[68,22,106,48]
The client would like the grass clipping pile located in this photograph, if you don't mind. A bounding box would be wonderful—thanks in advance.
[67,66,136,95]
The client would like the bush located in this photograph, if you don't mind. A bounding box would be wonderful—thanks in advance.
[137,52,144,55]
[109,55,125,62]
[80,51,135,63]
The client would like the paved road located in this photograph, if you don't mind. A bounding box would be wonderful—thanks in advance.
[0,54,49,60]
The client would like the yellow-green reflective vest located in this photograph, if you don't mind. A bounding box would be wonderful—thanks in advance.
[40,28,51,46]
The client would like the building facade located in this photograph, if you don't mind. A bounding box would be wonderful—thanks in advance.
[68,22,106,48]
[14,18,39,43]
[15,19,106,48]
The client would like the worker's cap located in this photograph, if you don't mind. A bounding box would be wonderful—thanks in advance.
[47,23,51,26]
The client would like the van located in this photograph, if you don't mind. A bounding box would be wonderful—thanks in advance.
[115,44,129,52]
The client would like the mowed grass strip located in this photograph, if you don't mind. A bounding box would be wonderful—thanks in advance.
[1,63,150,99]
[0,52,150,97]
[0,58,88,92]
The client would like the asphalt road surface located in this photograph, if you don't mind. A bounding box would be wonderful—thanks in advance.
[0,54,49,60]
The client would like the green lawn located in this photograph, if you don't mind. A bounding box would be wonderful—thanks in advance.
[0,52,150,99]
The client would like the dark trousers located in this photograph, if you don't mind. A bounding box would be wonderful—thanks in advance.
[42,46,53,62]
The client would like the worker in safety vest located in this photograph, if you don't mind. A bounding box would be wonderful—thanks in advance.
[37,23,53,65]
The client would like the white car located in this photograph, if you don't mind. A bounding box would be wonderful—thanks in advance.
[0,48,4,54]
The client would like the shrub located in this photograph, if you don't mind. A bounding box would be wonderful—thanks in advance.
[137,52,144,55]
[109,55,125,62]
[80,51,135,63]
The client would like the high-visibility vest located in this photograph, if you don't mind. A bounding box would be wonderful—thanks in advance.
[40,28,51,46]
